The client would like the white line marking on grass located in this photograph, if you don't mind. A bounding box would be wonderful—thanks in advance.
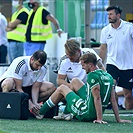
[104,114,133,116]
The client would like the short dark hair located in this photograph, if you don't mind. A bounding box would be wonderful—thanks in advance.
[80,53,97,66]
[32,50,47,65]
[106,5,122,15]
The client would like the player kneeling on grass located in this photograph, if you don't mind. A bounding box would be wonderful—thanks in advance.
[33,53,131,123]
[0,50,56,119]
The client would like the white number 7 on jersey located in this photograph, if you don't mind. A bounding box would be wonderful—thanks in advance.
[103,82,110,102]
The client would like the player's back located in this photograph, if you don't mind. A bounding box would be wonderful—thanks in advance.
[95,69,114,108]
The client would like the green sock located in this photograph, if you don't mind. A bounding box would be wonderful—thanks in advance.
[40,98,55,115]
[40,102,50,115]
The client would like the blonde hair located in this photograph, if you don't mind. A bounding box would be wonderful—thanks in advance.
[64,39,80,54]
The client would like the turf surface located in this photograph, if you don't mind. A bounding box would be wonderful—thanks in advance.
[0,110,132,133]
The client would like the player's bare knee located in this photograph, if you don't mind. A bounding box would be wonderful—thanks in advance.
[2,82,10,92]
[1,79,15,92]
[57,84,68,93]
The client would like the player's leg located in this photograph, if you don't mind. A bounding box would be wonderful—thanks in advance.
[106,64,120,108]
[38,81,56,102]
[63,79,86,114]
[39,84,72,115]
[70,78,84,92]
[123,88,133,110]
[118,69,133,110]
[31,82,55,119]
[53,83,87,121]
[1,78,15,92]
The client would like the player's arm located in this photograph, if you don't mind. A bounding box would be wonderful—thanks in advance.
[7,19,21,31]
[110,86,121,122]
[99,44,107,64]
[92,84,107,124]
[46,14,63,37]
[13,78,23,92]
[57,74,71,88]
[110,86,131,123]
[92,85,102,121]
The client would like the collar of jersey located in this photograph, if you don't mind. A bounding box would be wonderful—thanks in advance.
[70,61,81,65]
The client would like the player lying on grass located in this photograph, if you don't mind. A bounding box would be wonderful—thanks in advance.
[33,53,131,123]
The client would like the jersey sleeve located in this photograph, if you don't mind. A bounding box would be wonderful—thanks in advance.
[87,72,99,90]
[130,23,133,38]
[58,60,67,75]
[42,9,50,24]
[11,59,26,80]
[0,15,7,27]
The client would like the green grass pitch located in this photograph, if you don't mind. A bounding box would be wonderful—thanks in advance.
[0,110,132,133]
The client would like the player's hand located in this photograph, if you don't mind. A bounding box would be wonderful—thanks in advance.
[58,30,63,37]
[35,103,43,108]
[118,119,132,123]
[93,120,108,124]
[31,105,41,116]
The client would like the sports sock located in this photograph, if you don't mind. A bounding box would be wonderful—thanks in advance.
[40,98,55,115]
[63,105,70,114]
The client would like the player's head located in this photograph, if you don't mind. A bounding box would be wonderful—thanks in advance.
[64,39,81,62]
[28,0,41,9]
[30,50,47,71]
[106,5,122,24]
[80,53,97,73]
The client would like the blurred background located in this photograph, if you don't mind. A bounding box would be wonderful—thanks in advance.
[1,0,133,47]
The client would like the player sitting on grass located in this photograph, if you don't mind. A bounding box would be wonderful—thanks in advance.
[33,53,131,123]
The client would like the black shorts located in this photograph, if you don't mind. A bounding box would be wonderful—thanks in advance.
[106,64,133,90]
[22,86,32,99]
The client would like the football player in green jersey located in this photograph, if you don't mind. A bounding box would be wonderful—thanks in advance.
[33,53,131,123]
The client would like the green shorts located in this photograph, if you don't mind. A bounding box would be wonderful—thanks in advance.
[76,84,86,100]
[65,85,95,121]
